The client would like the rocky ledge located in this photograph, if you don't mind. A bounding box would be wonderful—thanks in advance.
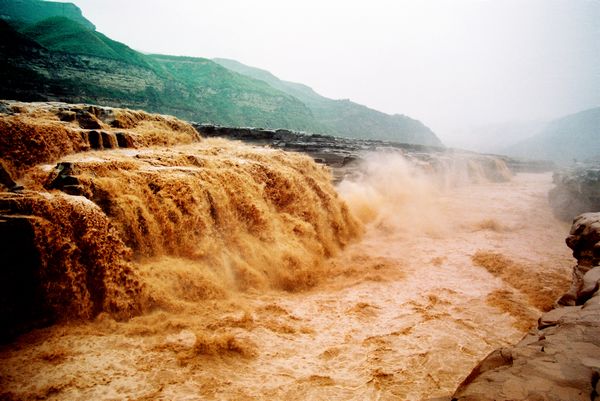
[451,213,600,401]
[192,124,515,183]
[549,163,600,221]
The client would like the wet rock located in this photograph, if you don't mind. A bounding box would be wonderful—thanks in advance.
[87,130,103,149]
[558,264,595,306]
[101,131,118,149]
[0,214,51,342]
[73,109,102,129]
[0,192,143,337]
[585,292,600,308]
[557,213,600,306]
[0,161,19,190]
[1,101,200,178]
[503,158,556,174]
[57,109,76,122]
[457,348,514,387]
[45,162,85,196]
[582,267,600,297]
[86,105,117,126]
[452,212,600,401]
[115,132,134,148]
[566,213,600,267]
[549,164,600,222]
[0,100,13,115]
[538,305,581,328]
[191,123,514,183]
[452,309,600,401]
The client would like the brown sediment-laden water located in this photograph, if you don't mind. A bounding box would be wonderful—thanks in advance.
[0,103,573,400]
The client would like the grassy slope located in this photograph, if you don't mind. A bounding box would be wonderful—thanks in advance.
[0,0,94,29]
[1,16,320,131]
[22,16,152,69]
[148,54,320,130]
[214,58,442,145]
[1,0,440,144]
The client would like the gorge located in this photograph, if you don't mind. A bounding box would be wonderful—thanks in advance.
[1,101,593,400]
[1,1,599,399]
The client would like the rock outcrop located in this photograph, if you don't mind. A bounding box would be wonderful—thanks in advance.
[549,164,600,221]
[451,213,600,401]
[0,100,200,184]
[192,124,514,183]
[502,157,556,174]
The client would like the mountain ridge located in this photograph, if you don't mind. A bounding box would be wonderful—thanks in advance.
[214,58,441,145]
[0,0,442,146]
[0,0,93,29]
[502,107,600,164]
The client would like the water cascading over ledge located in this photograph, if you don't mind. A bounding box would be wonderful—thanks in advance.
[0,101,361,340]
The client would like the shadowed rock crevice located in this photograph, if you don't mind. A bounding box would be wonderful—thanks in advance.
[0,215,49,342]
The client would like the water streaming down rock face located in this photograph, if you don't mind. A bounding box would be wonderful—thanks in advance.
[0,193,141,330]
[0,100,200,178]
[0,101,360,338]
[0,101,573,400]
[43,142,361,293]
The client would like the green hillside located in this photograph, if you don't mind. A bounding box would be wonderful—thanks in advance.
[214,58,441,146]
[22,16,152,69]
[503,107,600,164]
[0,18,42,52]
[0,17,320,130]
[148,54,320,129]
[215,58,324,103]
[0,0,441,146]
[0,0,93,29]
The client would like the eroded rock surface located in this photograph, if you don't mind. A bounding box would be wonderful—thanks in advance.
[451,212,600,401]
[0,100,200,183]
[192,124,514,183]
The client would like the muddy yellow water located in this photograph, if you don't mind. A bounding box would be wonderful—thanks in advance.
[0,157,572,400]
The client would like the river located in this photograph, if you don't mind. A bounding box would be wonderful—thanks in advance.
[0,153,573,401]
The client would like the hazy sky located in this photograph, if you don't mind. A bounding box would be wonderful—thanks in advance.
[69,0,600,145]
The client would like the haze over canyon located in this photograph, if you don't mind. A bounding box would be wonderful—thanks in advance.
[0,1,599,400]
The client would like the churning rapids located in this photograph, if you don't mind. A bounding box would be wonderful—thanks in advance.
[0,103,573,400]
